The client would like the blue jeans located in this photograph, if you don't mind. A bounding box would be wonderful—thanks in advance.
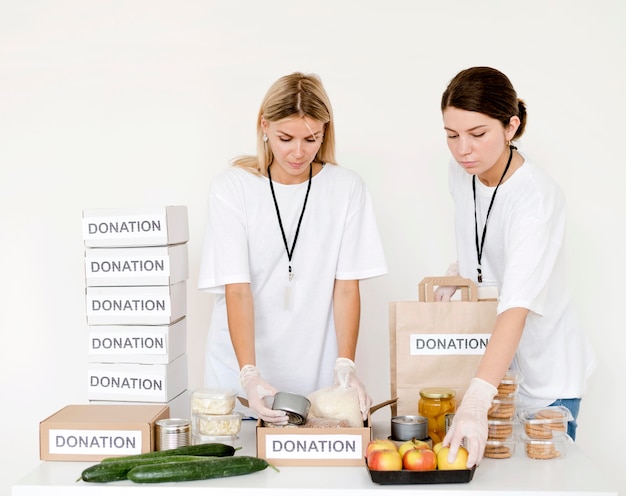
[548,398,580,440]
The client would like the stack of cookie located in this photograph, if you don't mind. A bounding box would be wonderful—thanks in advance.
[519,405,573,460]
[484,370,523,459]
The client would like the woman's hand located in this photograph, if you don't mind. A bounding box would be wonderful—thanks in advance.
[334,357,373,420]
[239,365,289,424]
[443,377,497,467]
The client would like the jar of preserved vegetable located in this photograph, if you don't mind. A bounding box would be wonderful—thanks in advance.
[418,388,457,444]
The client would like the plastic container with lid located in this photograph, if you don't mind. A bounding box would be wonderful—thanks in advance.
[192,411,243,437]
[487,419,515,439]
[518,405,573,439]
[484,437,517,459]
[192,433,237,446]
[496,370,524,398]
[191,388,237,415]
[488,396,517,420]
[418,387,456,444]
[521,432,572,460]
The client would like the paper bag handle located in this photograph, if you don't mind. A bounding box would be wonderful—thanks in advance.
[418,276,478,302]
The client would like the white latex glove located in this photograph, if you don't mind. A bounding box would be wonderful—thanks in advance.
[239,364,289,424]
[434,261,459,302]
[443,377,497,468]
[334,357,373,421]
[434,285,457,302]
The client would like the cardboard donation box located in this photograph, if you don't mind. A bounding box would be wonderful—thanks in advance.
[390,276,498,416]
[91,390,191,420]
[87,354,188,403]
[84,244,189,287]
[40,404,169,461]
[82,206,189,248]
[256,400,394,467]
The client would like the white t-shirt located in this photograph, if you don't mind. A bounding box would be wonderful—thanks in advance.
[198,164,388,399]
[449,155,596,410]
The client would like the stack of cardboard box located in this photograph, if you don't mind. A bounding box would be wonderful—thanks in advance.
[82,206,190,418]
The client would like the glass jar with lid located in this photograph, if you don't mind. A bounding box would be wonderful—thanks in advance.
[418,387,457,444]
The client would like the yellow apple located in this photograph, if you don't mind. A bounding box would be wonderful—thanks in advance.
[437,446,469,470]
[398,438,430,458]
[432,442,444,455]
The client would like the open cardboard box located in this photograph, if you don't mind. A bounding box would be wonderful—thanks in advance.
[256,398,396,467]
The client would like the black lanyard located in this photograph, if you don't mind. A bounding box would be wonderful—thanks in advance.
[267,164,312,281]
[473,145,515,283]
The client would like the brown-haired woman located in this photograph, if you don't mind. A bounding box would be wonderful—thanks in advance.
[435,67,596,467]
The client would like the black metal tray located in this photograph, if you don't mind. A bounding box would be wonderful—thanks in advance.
[366,464,476,485]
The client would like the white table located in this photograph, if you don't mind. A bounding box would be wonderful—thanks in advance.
[12,417,620,495]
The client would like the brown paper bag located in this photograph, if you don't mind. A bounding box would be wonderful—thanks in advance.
[389,276,498,417]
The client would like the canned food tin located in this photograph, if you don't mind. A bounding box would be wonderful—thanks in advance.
[272,392,310,425]
[155,418,191,451]
[391,415,429,441]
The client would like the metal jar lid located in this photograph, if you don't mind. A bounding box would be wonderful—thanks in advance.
[391,415,429,441]
[272,392,310,425]
[419,387,456,399]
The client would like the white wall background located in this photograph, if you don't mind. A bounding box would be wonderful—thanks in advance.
[1,1,624,495]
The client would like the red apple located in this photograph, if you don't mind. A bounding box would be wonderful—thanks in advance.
[402,448,437,471]
[367,449,403,471]
[398,438,430,458]
[365,439,397,458]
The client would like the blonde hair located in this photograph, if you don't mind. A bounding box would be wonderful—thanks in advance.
[232,72,337,175]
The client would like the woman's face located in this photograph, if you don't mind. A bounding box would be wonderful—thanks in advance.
[262,115,324,184]
[443,107,517,184]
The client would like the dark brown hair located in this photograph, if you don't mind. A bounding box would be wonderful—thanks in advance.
[441,67,527,140]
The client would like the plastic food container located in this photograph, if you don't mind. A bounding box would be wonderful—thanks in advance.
[191,388,237,415]
[192,411,242,437]
[484,438,517,459]
[488,396,517,420]
[518,405,573,439]
[521,432,573,460]
[192,433,237,446]
[496,370,524,398]
[487,419,515,439]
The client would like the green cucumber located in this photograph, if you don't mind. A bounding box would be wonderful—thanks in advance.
[127,455,276,483]
[79,455,211,483]
[100,442,236,463]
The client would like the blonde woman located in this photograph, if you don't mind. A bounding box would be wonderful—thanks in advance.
[199,72,387,423]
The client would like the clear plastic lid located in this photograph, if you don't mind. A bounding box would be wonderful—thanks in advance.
[517,405,574,424]
[191,388,237,415]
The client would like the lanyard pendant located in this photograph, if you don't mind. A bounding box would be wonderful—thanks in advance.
[477,267,483,283]
[284,269,295,311]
